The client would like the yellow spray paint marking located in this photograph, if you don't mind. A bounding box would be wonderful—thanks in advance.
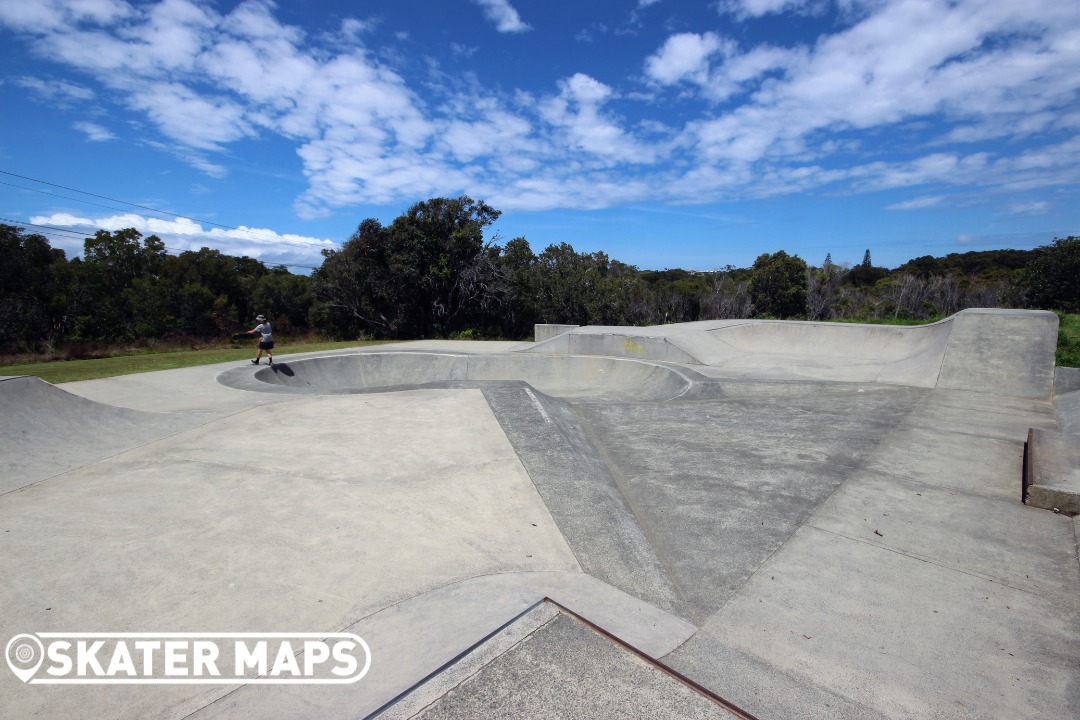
[623,337,645,354]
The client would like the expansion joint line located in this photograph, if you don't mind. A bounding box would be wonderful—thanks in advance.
[0,407,246,498]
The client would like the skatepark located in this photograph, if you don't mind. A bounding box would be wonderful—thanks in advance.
[2,308,1079,718]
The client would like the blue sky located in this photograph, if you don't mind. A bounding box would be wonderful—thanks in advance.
[1,0,1078,272]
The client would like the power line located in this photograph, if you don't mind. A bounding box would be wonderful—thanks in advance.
[0,217,94,238]
[0,169,238,231]
[0,169,335,250]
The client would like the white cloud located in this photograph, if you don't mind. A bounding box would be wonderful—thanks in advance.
[29,211,335,268]
[645,32,724,85]
[886,195,947,211]
[16,75,95,103]
[3,0,1078,218]
[1009,201,1051,216]
[73,121,116,141]
[471,0,530,34]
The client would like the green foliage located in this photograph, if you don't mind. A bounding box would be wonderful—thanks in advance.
[312,196,501,339]
[843,264,889,287]
[748,250,808,319]
[895,249,1036,280]
[0,224,70,350]
[4,207,1079,354]
[1056,312,1080,368]
[1025,237,1080,312]
[0,224,312,352]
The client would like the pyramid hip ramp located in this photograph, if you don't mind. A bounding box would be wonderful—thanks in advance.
[0,375,220,493]
[523,309,1059,398]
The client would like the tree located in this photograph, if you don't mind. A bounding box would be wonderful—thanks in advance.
[861,249,872,268]
[1025,237,1080,312]
[312,196,502,338]
[253,269,312,334]
[700,271,753,319]
[69,228,167,340]
[497,236,539,338]
[0,225,71,351]
[806,261,848,321]
[748,250,808,319]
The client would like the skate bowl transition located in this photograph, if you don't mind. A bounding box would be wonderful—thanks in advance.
[525,308,1061,398]
[218,351,698,401]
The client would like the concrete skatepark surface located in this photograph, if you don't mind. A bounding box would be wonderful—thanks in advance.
[2,309,1078,719]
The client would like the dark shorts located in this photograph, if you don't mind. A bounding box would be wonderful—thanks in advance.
[258,340,275,350]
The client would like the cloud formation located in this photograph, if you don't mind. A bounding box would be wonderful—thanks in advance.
[2,0,1078,221]
[30,211,335,268]
[471,0,531,34]
[73,121,116,141]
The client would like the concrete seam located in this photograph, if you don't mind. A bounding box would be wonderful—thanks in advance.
[807,525,1062,601]
[1074,516,1080,577]
[141,452,520,487]
[334,568,583,638]
[930,314,958,392]
[0,409,239,498]
[854,464,1025,505]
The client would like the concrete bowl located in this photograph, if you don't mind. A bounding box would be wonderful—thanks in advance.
[218,352,694,401]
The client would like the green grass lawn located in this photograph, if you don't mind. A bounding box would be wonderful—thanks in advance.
[1057,312,1080,368]
[0,339,397,384]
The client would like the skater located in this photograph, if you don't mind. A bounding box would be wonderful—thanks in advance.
[248,314,274,365]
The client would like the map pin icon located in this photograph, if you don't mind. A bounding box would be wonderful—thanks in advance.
[6,634,44,683]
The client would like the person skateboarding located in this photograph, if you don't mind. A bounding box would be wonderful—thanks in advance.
[247,314,274,365]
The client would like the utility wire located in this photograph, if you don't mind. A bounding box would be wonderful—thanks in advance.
[0,169,238,230]
[0,217,94,238]
[0,169,335,250]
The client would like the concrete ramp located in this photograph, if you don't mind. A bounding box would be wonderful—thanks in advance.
[218,352,695,401]
[0,375,218,493]
[521,309,1059,397]
[936,309,1059,399]
[694,318,953,387]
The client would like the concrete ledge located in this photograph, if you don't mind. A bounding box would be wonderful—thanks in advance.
[535,323,580,342]
[1024,427,1080,515]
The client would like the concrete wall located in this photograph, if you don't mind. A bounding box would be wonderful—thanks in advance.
[535,324,580,342]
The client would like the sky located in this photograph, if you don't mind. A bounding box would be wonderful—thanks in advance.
[1,0,1078,273]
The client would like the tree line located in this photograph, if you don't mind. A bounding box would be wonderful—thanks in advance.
[2,196,1077,354]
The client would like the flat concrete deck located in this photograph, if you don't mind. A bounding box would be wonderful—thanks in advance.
[2,309,1078,719]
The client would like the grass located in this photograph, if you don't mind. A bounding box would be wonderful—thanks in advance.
[0,339,397,384]
[1057,312,1080,368]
